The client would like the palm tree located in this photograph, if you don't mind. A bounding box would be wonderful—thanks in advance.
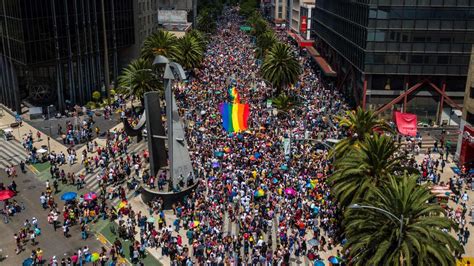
[187,29,208,51]
[272,93,298,113]
[332,107,392,158]
[141,30,179,62]
[252,17,268,37]
[328,134,404,207]
[261,43,301,95]
[196,9,217,33]
[175,34,204,71]
[344,174,463,265]
[256,31,277,59]
[118,58,161,101]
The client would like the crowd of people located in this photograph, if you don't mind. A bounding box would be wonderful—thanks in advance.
[136,7,350,264]
[5,5,473,266]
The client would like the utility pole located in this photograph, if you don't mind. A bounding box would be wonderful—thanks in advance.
[193,0,198,27]
[101,0,111,100]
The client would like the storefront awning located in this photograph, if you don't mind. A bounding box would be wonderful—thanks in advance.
[287,31,314,48]
[307,46,337,77]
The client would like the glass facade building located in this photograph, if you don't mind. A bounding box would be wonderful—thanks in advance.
[312,0,474,120]
[0,0,134,112]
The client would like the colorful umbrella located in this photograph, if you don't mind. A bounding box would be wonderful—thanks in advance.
[224,147,231,153]
[284,188,297,196]
[307,238,320,246]
[314,260,325,266]
[306,182,316,189]
[117,200,127,210]
[0,190,16,201]
[23,258,34,266]
[91,253,100,262]
[189,221,200,228]
[60,192,77,201]
[84,192,97,201]
[328,256,341,264]
[254,189,265,197]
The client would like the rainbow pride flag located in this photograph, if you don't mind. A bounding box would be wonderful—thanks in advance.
[228,86,240,103]
[219,103,250,133]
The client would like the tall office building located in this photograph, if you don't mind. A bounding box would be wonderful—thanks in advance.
[269,0,288,25]
[0,0,134,112]
[286,0,315,47]
[312,0,474,123]
[132,0,158,58]
[157,0,192,10]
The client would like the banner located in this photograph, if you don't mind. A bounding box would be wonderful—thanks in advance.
[394,111,417,136]
[300,16,307,33]
[283,137,291,155]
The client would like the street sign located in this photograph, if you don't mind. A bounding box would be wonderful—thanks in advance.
[266,100,272,108]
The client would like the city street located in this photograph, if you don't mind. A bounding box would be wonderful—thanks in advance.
[0,2,473,265]
[0,170,102,265]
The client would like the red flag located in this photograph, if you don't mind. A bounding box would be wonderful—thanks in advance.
[394,111,417,136]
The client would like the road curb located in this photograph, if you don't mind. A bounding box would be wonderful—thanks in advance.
[95,232,129,265]
[27,165,39,175]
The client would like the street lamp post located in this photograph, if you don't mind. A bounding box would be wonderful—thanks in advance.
[46,105,54,152]
[349,204,404,248]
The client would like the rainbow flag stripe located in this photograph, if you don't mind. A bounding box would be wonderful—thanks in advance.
[219,103,249,133]
[228,86,240,103]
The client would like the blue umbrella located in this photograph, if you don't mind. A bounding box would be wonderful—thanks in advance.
[214,151,224,157]
[272,178,279,184]
[254,152,261,159]
[308,238,320,246]
[328,256,341,264]
[61,192,77,201]
[23,258,34,266]
[314,260,325,266]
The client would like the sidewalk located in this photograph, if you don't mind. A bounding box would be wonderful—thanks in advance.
[0,110,70,155]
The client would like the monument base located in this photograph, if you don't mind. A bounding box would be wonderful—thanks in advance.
[140,182,198,209]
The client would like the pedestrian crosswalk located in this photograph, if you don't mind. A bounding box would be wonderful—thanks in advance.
[0,139,27,169]
[73,140,148,205]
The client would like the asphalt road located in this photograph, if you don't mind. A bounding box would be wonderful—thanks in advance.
[28,112,120,149]
[0,168,102,265]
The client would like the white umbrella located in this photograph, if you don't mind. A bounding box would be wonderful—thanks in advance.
[37,148,48,154]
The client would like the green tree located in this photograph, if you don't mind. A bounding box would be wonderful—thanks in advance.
[332,107,392,159]
[256,30,277,59]
[141,30,179,62]
[261,43,301,95]
[118,58,161,101]
[239,0,258,17]
[92,91,101,102]
[197,9,217,33]
[329,134,404,206]
[176,34,204,71]
[344,174,463,265]
[271,93,298,113]
[187,29,208,51]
